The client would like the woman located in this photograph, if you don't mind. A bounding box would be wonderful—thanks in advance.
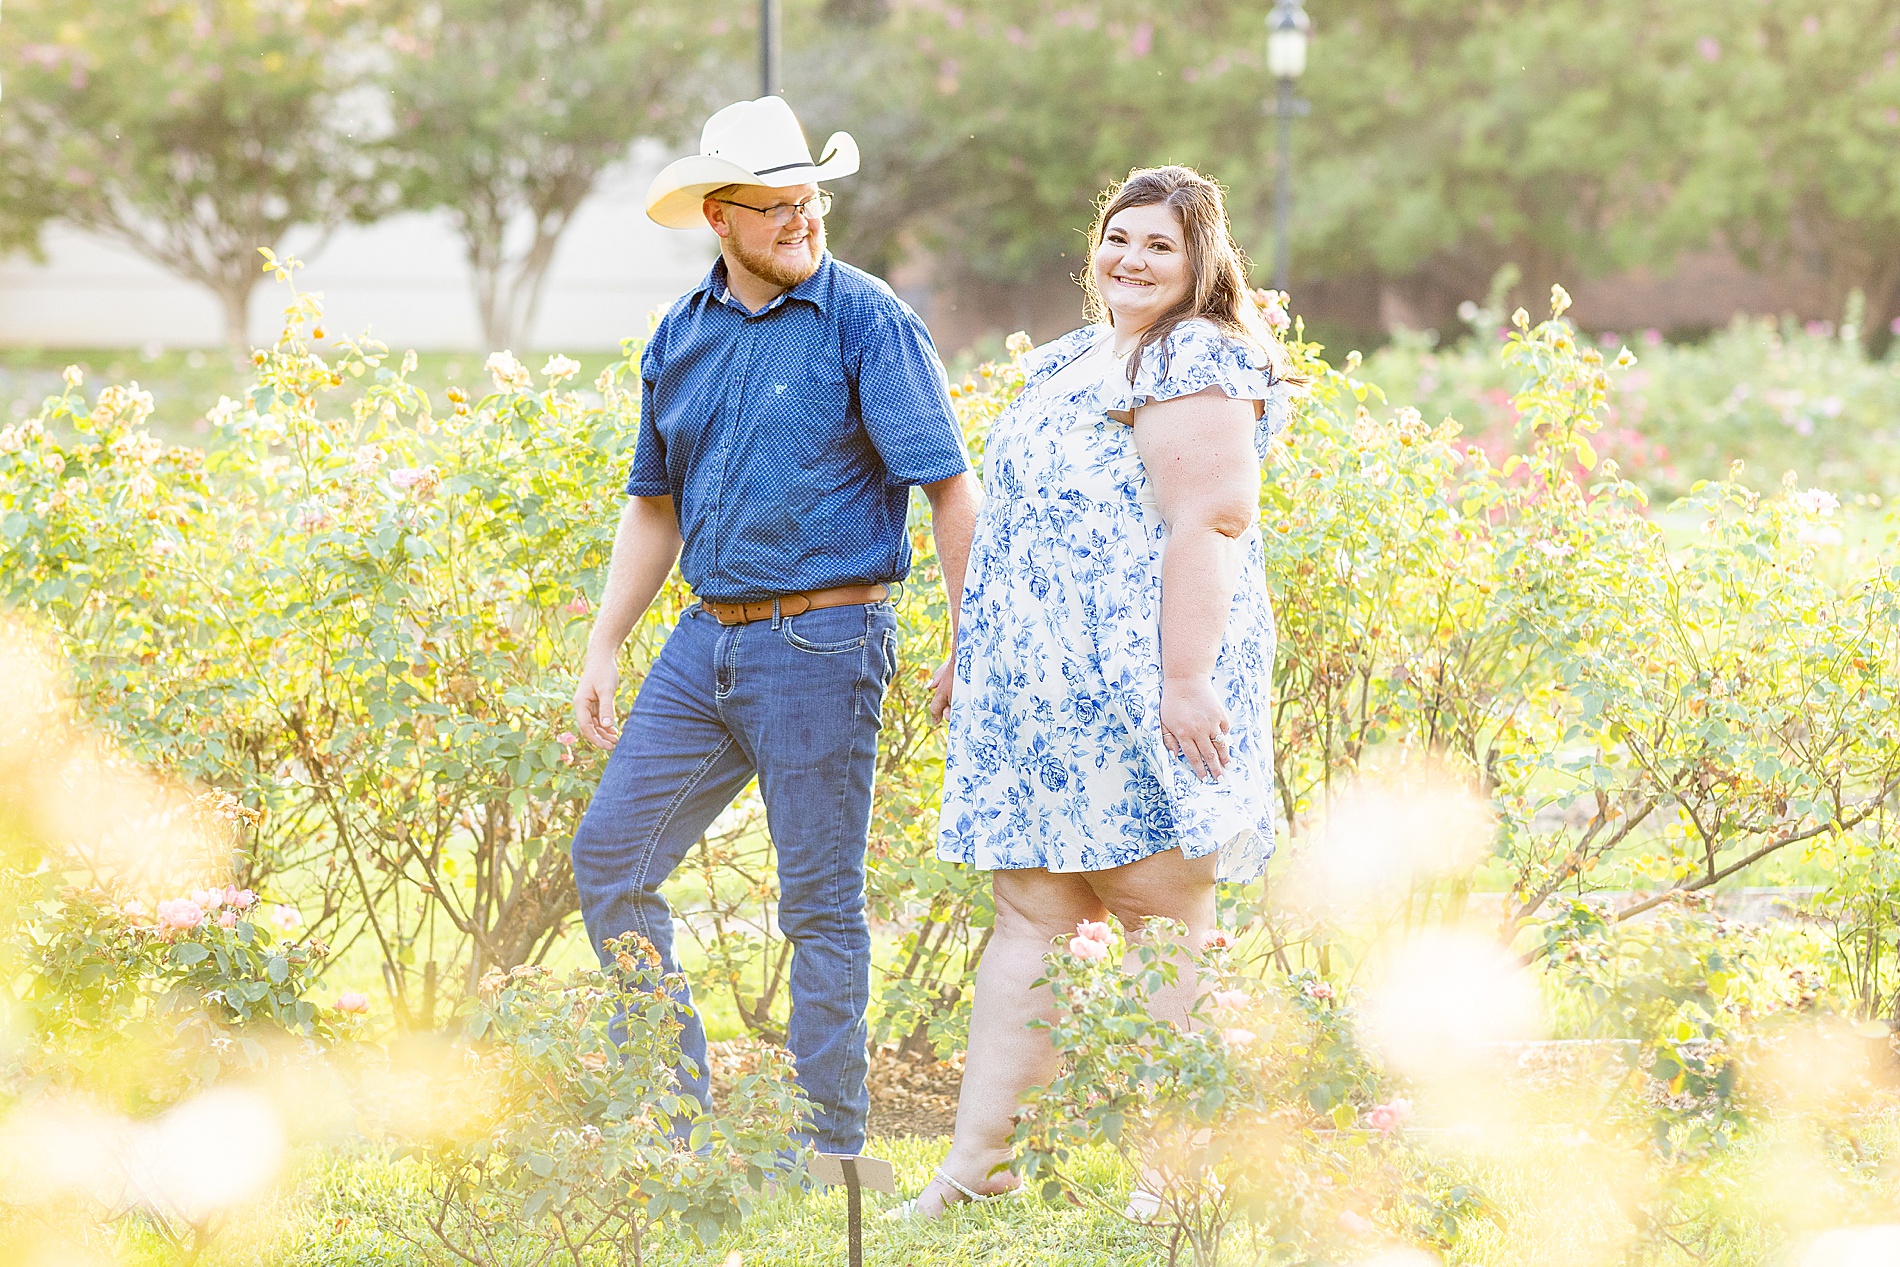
[912,165,1294,1217]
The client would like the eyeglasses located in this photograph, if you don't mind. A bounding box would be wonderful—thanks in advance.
[710,191,833,224]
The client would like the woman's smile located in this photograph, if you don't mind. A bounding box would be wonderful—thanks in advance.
[1093,201,1191,342]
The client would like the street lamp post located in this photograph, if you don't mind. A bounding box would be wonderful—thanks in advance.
[761,0,781,96]
[1267,0,1310,293]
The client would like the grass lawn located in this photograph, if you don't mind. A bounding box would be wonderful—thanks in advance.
[20,1090,1893,1267]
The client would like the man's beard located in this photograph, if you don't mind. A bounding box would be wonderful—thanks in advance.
[729,224,825,289]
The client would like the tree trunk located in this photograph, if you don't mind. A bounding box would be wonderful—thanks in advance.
[215,277,257,364]
[467,209,578,353]
[1861,265,1900,361]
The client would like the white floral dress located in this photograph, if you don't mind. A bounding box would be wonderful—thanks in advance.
[937,318,1292,882]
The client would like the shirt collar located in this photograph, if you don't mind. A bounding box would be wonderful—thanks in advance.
[698,252,835,318]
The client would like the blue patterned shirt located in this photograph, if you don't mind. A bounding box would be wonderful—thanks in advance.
[628,253,969,601]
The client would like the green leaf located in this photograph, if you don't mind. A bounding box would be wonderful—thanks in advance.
[170,942,210,967]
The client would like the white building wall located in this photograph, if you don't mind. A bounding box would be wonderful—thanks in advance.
[0,146,716,354]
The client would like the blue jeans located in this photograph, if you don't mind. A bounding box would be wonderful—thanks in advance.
[570,599,899,1154]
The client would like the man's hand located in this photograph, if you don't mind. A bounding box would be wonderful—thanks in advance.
[928,657,955,723]
[574,653,622,749]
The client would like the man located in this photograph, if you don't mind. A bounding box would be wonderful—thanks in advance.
[569,96,978,1156]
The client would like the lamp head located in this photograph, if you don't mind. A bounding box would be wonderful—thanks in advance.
[1267,0,1311,80]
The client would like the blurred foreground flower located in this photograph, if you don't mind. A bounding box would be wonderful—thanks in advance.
[1363,930,1540,1078]
[1282,771,1490,917]
[1802,1227,1900,1267]
[0,1087,286,1225]
[1365,1098,1413,1135]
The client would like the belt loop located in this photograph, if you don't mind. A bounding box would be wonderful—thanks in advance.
[771,597,782,630]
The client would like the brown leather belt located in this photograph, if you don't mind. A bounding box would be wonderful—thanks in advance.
[697,583,890,626]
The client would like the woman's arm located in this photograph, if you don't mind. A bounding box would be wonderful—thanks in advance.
[1131,387,1262,780]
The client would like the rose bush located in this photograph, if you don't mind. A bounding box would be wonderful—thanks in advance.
[406,935,809,1267]
[1011,920,1492,1267]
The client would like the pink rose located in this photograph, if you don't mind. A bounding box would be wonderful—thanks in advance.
[563,594,592,617]
[1366,1098,1413,1135]
[556,732,578,747]
[1220,1027,1257,1049]
[1303,981,1336,1001]
[156,898,205,933]
[269,904,302,932]
[218,910,238,929]
[1210,989,1250,1012]
[1068,935,1110,962]
[335,992,370,1015]
[1075,920,1112,946]
[223,885,257,910]
[191,887,224,911]
[1200,929,1233,950]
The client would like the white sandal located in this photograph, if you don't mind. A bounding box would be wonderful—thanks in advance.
[886,1167,1022,1220]
[1123,1186,1164,1222]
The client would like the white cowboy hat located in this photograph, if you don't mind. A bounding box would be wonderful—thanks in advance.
[645,96,860,230]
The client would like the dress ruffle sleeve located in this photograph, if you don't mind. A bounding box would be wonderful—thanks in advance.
[1018,326,1105,386]
[1099,318,1293,453]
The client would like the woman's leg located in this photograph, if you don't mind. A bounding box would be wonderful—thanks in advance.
[1086,847,1220,1204]
[1085,846,1219,1027]
[917,867,1105,1217]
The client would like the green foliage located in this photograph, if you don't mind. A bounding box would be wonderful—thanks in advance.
[11,885,345,1113]
[1251,292,1900,972]
[810,1,1900,347]
[1366,316,1900,499]
[411,936,808,1267]
[374,0,737,350]
[0,0,385,348]
[1659,0,1900,355]
[1543,900,1802,1256]
[0,264,671,1026]
[1012,924,1463,1267]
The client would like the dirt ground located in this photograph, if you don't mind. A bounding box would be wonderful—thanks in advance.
[706,1038,962,1138]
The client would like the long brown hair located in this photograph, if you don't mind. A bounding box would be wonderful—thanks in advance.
[1081,165,1293,385]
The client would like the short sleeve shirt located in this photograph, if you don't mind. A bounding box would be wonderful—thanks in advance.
[628,253,970,602]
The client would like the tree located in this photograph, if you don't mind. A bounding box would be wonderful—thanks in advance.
[1660,0,1900,357]
[375,0,736,353]
[0,0,384,352]
[1291,0,1676,329]
[796,0,1271,337]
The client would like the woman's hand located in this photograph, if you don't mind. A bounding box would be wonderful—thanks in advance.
[928,657,956,723]
[1160,675,1230,781]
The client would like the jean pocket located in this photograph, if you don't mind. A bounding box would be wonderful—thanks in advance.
[780,605,869,655]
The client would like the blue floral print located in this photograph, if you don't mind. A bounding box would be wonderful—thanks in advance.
[937,318,1292,882]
